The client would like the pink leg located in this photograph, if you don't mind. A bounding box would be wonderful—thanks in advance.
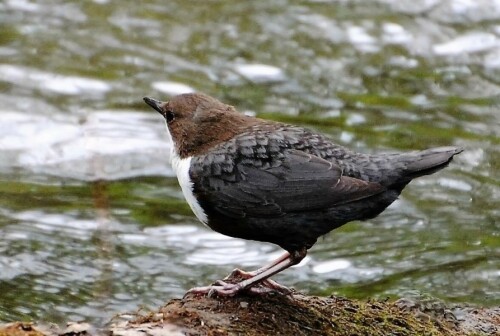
[251,251,291,275]
[223,252,291,292]
[187,248,307,297]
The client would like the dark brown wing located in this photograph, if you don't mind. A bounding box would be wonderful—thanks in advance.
[192,149,385,219]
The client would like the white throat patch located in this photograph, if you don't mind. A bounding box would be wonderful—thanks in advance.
[165,125,208,225]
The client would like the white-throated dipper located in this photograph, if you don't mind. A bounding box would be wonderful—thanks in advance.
[143,93,463,296]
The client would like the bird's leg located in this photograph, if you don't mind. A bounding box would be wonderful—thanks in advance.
[224,252,291,291]
[186,248,307,297]
[228,251,291,277]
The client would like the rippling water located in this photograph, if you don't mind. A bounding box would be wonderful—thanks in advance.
[0,0,499,325]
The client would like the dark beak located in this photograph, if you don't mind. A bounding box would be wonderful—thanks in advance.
[143,97,165,116]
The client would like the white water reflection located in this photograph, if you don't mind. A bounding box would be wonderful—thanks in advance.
[151,81,195,96]
[381,23,412,45]
[437,177,473,191]
[347,26,379,53]
[0,65,111,96]
[233,64,286,83]
[0,110,171,180]
[433,32,499,56]
[313,259,352,274]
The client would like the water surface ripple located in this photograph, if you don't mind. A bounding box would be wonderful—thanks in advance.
[0,0,499,325]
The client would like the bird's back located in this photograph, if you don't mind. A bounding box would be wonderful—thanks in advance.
[280,126,463,190]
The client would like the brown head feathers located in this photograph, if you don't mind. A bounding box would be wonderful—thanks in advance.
[145,93,261,158]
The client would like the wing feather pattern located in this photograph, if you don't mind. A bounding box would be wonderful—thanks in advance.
[193,149,385,219]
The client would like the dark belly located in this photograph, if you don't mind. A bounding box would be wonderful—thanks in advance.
[201,189,400,252]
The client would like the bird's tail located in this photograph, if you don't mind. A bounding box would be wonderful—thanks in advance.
[378,146,463,192]
[342,146,463,188]
[402,146,463,179]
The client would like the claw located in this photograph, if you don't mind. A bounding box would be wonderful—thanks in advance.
[187,280,243,297]
[224,268,292,295]
[186,277,292,297]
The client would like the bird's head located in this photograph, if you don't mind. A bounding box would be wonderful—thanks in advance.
[144,93,258,158]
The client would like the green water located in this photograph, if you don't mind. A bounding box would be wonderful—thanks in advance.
[0,0,499,325]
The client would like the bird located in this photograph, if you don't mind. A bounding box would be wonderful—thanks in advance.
[143,93,462,297]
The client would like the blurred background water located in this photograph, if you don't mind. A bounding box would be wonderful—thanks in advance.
[0,0,499,326]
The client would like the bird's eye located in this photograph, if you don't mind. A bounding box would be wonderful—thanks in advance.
[165,110,175,123]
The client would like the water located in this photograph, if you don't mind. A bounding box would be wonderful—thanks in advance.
[0,0,499,326]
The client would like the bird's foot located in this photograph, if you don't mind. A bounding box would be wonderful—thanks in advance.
[184,250,305,298]
[185,280,249,297]
[225,268,292,295]
[185,278,292,298]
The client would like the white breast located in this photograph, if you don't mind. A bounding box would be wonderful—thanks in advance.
[166,126,208,225]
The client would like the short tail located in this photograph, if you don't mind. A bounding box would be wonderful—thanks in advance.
[403,146,463,179]
[381,146,463,192]
[343,146,463,189]
[342,146,463,219]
